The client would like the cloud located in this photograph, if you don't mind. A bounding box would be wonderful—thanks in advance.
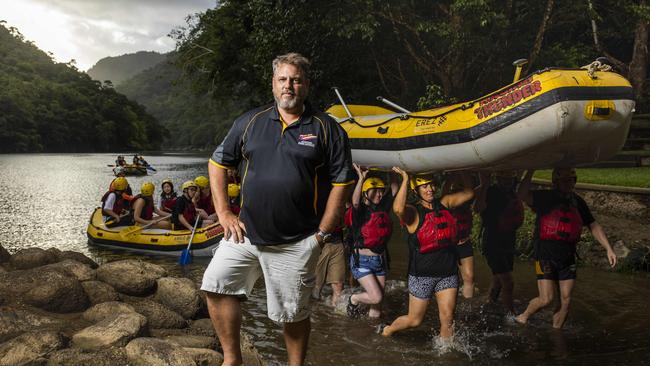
[1,0,214,70]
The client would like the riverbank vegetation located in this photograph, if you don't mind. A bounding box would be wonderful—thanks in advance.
[534,168,650,188]
[0,23,167,153]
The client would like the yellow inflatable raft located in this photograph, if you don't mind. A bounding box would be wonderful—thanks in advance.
[86,208,223,256]
[328,66,635,172]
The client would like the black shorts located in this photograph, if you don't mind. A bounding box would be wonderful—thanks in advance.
[485,252,514,275]
[535,259,576,281]
[456,241,473,259]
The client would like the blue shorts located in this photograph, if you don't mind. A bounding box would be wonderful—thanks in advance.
[350,254,387,280]
[408,274,459,300]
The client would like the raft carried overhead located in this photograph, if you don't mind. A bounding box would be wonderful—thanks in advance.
[328,65,635,172]
[86,208,223,256]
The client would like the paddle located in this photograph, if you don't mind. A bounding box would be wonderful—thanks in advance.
[179,217,201,265]
[119,215,170,238]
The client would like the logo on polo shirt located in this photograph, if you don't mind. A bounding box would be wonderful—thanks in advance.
[298,133,317,148]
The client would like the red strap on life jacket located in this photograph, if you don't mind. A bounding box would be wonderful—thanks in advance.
[417,209,457,254]
[359,211,392,249]
[539,206,583,242]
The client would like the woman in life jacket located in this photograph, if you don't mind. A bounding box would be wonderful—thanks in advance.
[380,168,473,341]
[515,168,617,329]
[132,182,171,229]
[441,173,479,299]
[193,176,218,221]
[159,179,177,214]
[172,180,215,231]
[347,164,398,319]
[474,171,525,314]
[102,177,132,228]
[109,171,134,201]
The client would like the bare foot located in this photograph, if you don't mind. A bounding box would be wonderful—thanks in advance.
[514,314,527,325]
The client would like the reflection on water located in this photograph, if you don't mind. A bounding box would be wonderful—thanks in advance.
[1,154,650,365]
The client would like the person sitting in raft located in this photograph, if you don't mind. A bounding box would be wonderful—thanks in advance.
[380,168,474,341]
[347,164,398,319]
[115,155,126,167]
[101,176,133,228]
[159,179,177,214]
[172,180,214,231]
[132,182,171,229]
[474,171,525,315]
[515,168,617,329]
[227,183,241,215]
[441,173,478,299]
[194,176,218,221]
[109,171,134,201]
[132,154,141,165]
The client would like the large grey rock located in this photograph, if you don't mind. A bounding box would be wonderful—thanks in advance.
[0,330,66,366]
[8,248,57,270]
[0,268,89,313]
[0,306,63,343]
[241,332,265,366]
[189,318,216,338]
[154,277,201,319]
[58,251,98,269]
[42,260,96,282]
[81,281,120,305]
[96,260,167,296]
[128,298,186,329]
[0,245,10,264]
[183,348,224,366]
[72,313,147,349]
[161,335,217,349]
[47,348,128,366]
[82,301,136,323]
[125,337,196,366]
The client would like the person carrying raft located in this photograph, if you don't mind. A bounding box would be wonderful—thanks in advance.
[131,182,171,229]
[101,176,132,228]
[159,179,177,214]
[515,168,617,329]
[380,168,473,341]
[474,171,525,314]
[347,164,397,318]
[172,180,215,231]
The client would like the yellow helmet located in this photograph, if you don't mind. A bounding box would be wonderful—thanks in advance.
[552,168,577,182]
[228,183,241,198]
[194,175,209,188]
[112,177,128,191]
[140,182,155,196]
[161,178,173,189]
[181,180,198,191]
[409,174,434,190]
[362,177,385,193]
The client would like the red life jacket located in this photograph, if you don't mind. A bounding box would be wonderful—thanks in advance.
[538,205,583,243]
[197,193,215,215]
[415,202,457,254]
[452,205,473,240]
[132,195,154,220]
[182,199,197,224]
[352,205,392,252]
[497,196,524,232]
[101,191,128,216]
[160,193,177,213]
[230,204,240,215]
[344,206,353,227]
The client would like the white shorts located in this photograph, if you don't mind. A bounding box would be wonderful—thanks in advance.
[201,234,321,323]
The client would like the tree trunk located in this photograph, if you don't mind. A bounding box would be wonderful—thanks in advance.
[525,0,554,74]
[628,0,649,101]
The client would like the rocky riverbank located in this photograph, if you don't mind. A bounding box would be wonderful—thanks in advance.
[0,246,265,366]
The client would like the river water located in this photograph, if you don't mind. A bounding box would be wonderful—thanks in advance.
[1,153,648,365]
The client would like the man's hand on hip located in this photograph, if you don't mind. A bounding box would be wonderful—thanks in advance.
[218,210,246,243]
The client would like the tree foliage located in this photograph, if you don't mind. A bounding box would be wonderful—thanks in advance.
[0,23,167,153]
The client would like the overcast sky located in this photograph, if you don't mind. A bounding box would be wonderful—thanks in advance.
[1,0,215,71]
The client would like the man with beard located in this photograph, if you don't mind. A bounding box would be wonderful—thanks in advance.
[201,53,355,366]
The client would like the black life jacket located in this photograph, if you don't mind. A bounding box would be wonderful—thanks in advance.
[538,199,583,243]
[451,203,473,240]
[496,194,524,233]
[411,200,457,254]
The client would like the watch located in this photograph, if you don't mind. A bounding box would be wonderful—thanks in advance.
[316,229,333,244]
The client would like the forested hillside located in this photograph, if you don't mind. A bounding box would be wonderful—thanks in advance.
[117,53,245,149]
[87,51,166,86]
[0,23,167,153]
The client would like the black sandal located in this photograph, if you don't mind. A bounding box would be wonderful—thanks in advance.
[346,296,360,318]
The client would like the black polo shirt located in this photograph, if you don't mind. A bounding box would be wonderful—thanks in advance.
[210,102,355,246]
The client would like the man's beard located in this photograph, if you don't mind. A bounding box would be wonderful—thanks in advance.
[275,93,304,110]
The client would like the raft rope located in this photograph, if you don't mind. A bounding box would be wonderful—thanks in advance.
[581,60,612,79]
